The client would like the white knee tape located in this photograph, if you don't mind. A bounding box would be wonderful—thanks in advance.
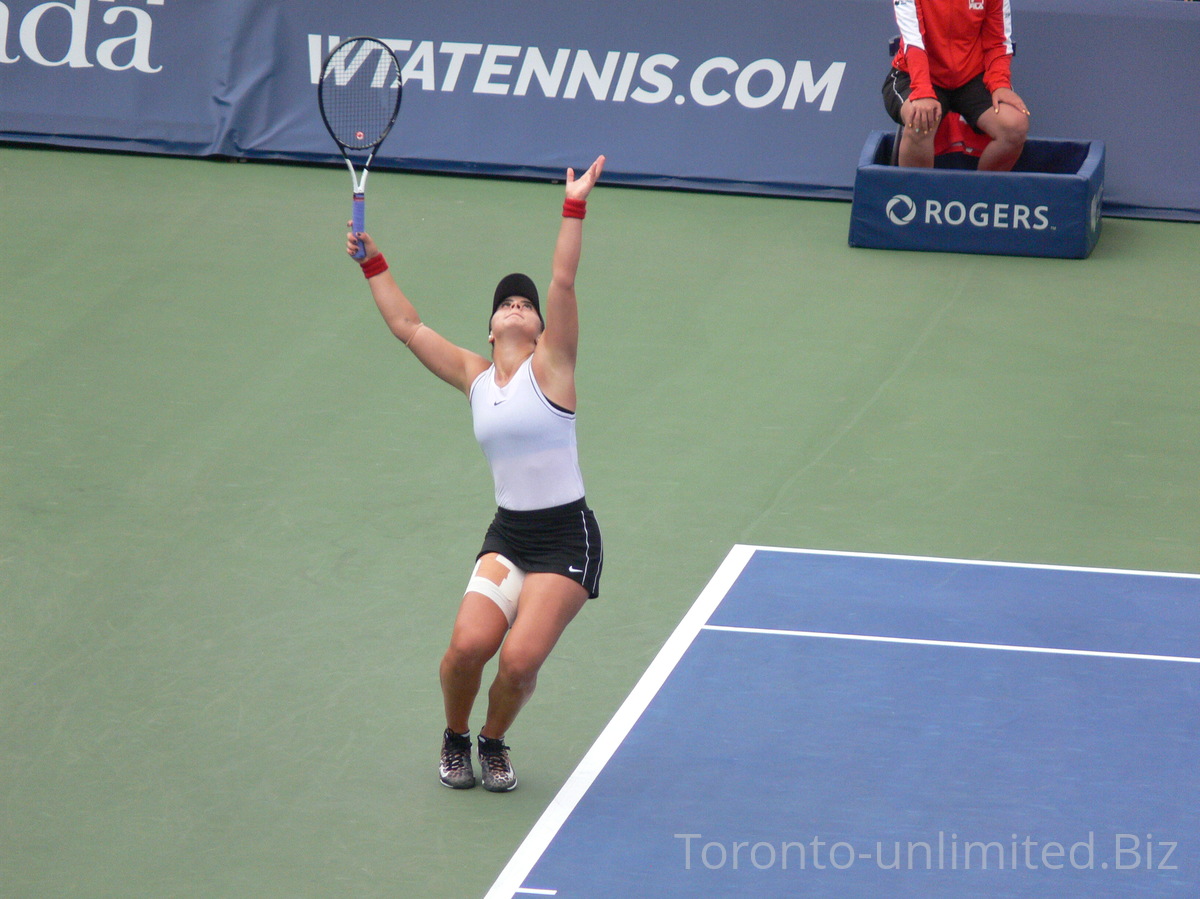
[465,554,525,626]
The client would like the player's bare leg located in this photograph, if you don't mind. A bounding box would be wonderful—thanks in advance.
[438,591,508,789]
[441,592,509,734]
[477,573,588,791]
[481,573,588,738]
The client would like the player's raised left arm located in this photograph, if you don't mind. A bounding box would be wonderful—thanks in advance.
[541,156,605,363]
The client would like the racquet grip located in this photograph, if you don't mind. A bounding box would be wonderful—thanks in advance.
[352,193,366,259]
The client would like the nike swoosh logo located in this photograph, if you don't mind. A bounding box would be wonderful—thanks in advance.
[568,566,583,574]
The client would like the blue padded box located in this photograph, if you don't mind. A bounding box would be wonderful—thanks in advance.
[848,131,1104,259]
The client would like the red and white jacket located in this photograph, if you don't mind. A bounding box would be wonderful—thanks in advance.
[891,0,1014,99]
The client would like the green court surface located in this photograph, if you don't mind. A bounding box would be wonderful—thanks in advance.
[2,145,1197,897]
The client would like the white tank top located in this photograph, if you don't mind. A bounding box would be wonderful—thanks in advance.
[469,356,585,511]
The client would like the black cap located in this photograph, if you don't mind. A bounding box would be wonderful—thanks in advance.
[491,273,542,329]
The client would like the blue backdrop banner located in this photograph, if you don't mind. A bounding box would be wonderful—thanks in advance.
[1,0,1196,221]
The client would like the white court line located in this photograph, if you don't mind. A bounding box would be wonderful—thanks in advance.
[702,624,1200,665]
[736,543,1200,580]
[482,544,759,899]
[483,545,1200,898]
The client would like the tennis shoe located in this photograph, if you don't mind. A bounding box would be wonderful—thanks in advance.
[478,735,518,793]
[439,728,476,789]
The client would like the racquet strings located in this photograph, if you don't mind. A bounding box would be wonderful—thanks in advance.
[320,38,401,151]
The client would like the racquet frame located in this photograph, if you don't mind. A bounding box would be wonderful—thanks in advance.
[317,36,402,258]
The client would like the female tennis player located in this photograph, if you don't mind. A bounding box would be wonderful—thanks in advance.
[345,155,606,792]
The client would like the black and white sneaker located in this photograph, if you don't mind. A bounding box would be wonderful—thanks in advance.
[439,728,476,789]
[478,735,518,793]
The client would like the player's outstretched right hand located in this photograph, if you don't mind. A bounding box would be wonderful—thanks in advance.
[346,223,381,260]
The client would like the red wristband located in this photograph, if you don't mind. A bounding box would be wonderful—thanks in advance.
[360,253,388,279]
[562,198,587,219]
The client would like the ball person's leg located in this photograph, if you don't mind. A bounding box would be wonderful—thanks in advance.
[975,101,1029,171]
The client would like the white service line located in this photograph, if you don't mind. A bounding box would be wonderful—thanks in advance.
[701,623,1200,665]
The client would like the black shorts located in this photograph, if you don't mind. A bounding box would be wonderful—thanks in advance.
[883,68,992,132]
[478,497,604,599]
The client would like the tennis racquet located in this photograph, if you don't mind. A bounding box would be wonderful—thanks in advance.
[317,36,403,259]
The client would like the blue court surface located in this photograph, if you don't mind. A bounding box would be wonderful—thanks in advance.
[485,546,1200,898]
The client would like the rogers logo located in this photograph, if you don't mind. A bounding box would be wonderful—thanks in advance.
[1089,185,1104,232]
[886,195,1051,231]
[886,194,916,225]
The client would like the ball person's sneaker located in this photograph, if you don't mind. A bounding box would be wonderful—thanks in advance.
[477,734,518,792]
[439,728,476,789]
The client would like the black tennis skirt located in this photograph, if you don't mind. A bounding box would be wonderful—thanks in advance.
[477,497,603,598]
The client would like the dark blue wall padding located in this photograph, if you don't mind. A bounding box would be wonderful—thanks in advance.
[1,0,1195,221]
